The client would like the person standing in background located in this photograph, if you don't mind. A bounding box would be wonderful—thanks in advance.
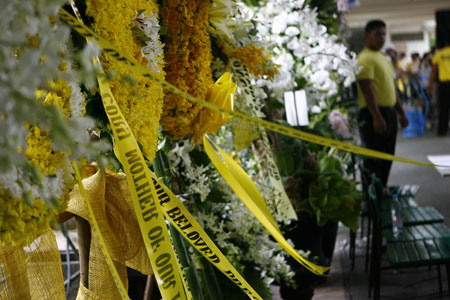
[407,52,421,77]
[429,40,450,136]
[420,52,433,91]
[386,47,403,78]
[398,52,407,71]
[357,20,409,187]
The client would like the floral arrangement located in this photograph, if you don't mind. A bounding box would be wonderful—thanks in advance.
[0,0,107,247]
[1,0,362,298]
[86,0,165,161]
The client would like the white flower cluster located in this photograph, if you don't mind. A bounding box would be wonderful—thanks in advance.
[133,10,165,73]
[168,140,212,202]
[183,164,212,202]
[0,166,66,200]
[67,62,86,118]
[223,194,295,284]
[250,0,358,99]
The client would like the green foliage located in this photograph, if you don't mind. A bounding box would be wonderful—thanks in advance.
[307,152,361,231]
[276,133,305,178]
[277,151,295,176]
[266,100,285,110]
[278,131,361,231]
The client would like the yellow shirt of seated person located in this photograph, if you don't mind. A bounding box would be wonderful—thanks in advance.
[357,47,396,108]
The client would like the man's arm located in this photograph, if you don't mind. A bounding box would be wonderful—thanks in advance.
[358,79,386,133]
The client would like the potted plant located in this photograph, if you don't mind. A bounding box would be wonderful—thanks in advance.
[276,131,361,300]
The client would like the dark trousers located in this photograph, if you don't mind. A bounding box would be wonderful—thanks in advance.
[437,81,450,135]
[358,107,398,186]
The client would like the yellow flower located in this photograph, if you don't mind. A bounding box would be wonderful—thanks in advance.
[0,189,63,247]
[86,0,164,161]
[209,0,236,43]
[41,78,72,117]
[192,72,236,142]
[161,0,214,140]
[31,78,75,176]
[231,45,280,80]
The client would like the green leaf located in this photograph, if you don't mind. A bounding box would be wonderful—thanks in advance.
[205,186,227,203]
[201,258,223,300]
[277,151,295,176]
[190,148,210,166]
[266,100,285,109]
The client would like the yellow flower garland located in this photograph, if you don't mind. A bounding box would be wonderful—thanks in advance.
[231,45,279,80]
[161,0,214,140]
[86,0,164,161]
[0,190,62,247]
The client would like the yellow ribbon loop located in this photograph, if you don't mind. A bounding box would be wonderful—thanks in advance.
[193,72,237,142]
[203,136,330,275]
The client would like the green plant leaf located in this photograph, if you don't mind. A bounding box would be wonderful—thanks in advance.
[277,151,295,176]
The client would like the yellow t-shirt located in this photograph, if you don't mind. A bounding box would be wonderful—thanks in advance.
[357,48,396,108]
[432,46,450,82]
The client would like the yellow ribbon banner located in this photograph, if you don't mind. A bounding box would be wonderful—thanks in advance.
[93,44,265,300]
[149,171,264,300]
[96,51,265,300]
[97,64,190,300]
[66,3,190,299]
[203,136,330,275]
[58,8,438,168]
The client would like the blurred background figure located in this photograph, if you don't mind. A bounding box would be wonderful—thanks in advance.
[429,40,450,136]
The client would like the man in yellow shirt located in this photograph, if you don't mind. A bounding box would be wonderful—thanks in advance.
[429,40,450,136]
[357,20,409,186]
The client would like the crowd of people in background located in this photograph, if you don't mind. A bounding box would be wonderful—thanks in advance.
[385,47,436,127]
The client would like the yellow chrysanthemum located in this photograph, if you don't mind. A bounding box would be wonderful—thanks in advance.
[0,189,63,247]
[41,78,72,117]
[25,127,65,176]
[161,0,214,140]
[231,45,280,80]
[86,0,164,161]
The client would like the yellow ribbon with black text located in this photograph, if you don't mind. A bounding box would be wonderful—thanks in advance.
[67,6,273,297]
[67,3,190,299]
[96,56,191,300]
